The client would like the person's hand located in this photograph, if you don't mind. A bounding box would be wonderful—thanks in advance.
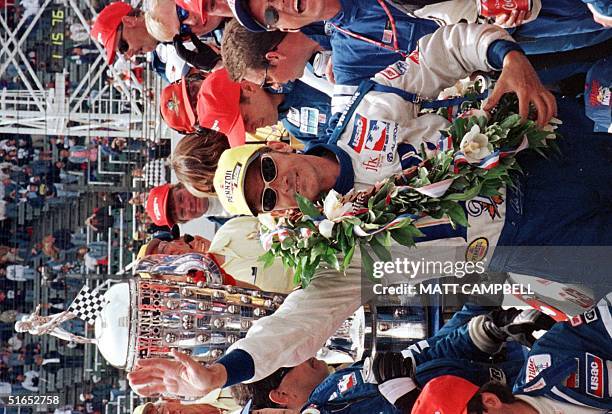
[484,50,556,127]
[587,3,612,27]
[494,10,531,28]
[127,349,227,398]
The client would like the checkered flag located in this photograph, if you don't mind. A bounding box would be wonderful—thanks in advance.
[68,286,106,325]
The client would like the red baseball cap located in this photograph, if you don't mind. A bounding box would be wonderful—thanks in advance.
[91,2,132,64]
[145,184,173,227]
[196,68,246,147]
[160,78,197,133]
[412,376,479,414]
[175,0,209,23]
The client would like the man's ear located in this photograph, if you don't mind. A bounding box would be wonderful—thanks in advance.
[121,15,139,28]
[240,80,258,96]
[480,392,503,410]
[269,389,289,406]
[264,50,285,66]
[266,141,293,153]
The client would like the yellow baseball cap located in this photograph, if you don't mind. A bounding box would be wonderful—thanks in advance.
[132,402,153,414]
[213,144,265,216]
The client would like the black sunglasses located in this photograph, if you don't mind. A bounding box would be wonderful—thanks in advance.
[117,24,129,54]
[263,4,280,30]
[176,5,192,35]
[260,154,277,212]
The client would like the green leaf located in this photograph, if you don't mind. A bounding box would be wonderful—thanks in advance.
[500,114,521,130]
[258,250,275,268]
[296,193,321,218]
[454,117,467,140]
[390,226,416,247]
[370,235,392,262]
[343,244,356,269]
[375,231,392,247]
[443,180,483,201]
[324,249,341,271]
[440,200,469,228]
[360,244,376,281]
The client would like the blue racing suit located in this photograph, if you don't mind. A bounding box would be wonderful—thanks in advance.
[303,364,402,414]
[405,305,526,388]
[513,295,612,410]
[279,80,333,144]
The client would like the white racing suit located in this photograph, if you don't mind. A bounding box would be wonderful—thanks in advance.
[216,23,520,385]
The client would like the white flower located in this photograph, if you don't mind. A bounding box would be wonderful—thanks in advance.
[459,108,490,120]
[542,117,562,139]
[318,219,335,238]
[317,190,354,239]
[438,78,472,99]
[459,125,493,163]
[300,227,313,239]
[323,190,353,221]
[258,213,277,230]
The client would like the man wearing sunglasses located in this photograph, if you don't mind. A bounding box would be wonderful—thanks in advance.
[144,0,225,42]
[91,2,159,63]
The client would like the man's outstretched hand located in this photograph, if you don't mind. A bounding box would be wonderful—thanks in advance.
[127,349,227,398]
[483,50,557,127]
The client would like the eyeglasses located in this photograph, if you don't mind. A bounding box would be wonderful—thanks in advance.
[263,3,280,30]
[259,64,272,89]
[117,25,129,54]
[260,154,278,212]
[258,35,286,89]
[176,5,192,35]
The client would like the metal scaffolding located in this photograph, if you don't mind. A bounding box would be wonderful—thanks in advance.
[0,0,170,141]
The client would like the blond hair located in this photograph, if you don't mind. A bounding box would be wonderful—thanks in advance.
[144,0,179,42]
[171,130,230,196]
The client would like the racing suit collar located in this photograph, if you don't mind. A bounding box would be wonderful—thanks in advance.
[304,143,354,195]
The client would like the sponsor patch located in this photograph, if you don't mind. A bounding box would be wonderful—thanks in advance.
[222,163,242,203]
[381,66,402,80]
[525,354,551,382]
[347,114,368,153]
[523,378,547,393]
[166,92,181,114]
[565,358,580,388]
[299,107,320,135]
[408,50,419,64]
[570,314,583,327]
[338,372,357,394]
[465,237,489,262]
[153,197,162,221]
[589,79,611,107]
[489,367,506,384]
[584,309,598,324]
[586,353,604,398]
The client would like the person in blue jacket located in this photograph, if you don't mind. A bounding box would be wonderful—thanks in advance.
[412,293,612,413]
[231,305,547,414]
[226,0,611,89]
